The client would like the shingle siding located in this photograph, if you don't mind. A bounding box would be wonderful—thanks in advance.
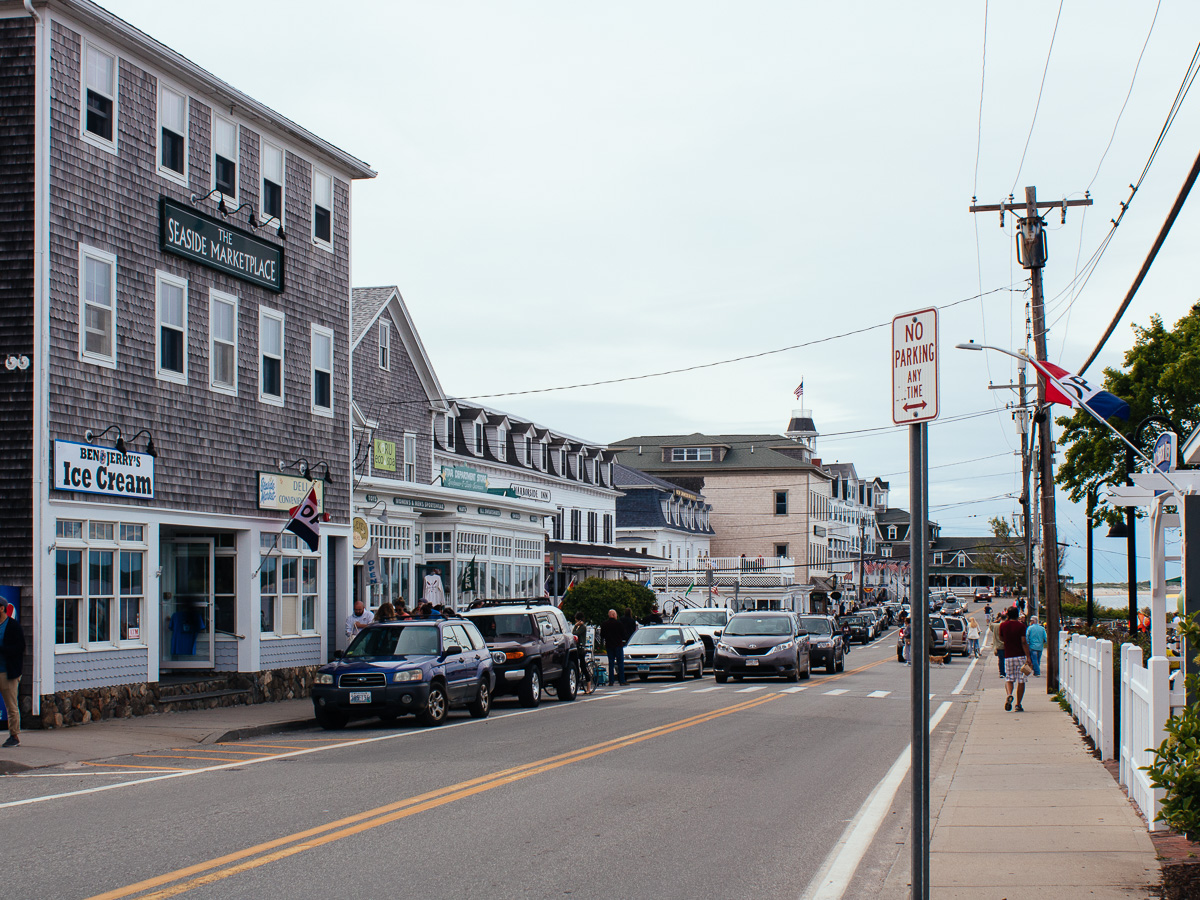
[0,18,36,678]
[55,647,149,692]
[260,636,320,669]
[45,19,350,523]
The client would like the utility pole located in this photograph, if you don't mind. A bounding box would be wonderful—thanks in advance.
[970,187,1091,694]
[858,518,866,604]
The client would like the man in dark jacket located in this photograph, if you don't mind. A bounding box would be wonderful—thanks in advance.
[0,602,25,747]
[619,608,638,641]
[600,609,629,686]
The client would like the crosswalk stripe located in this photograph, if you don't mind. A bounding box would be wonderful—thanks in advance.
[692,686,724,693]
[868,690,891,698]
[651,686,690,694]
[780,686,808,694]
[736,686,767,693]
[824,689,848,696]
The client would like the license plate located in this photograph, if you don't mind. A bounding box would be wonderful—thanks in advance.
[349,691,373,704]
[637,665,650,672]
[746,659,759,666]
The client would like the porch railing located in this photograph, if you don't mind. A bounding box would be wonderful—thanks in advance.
[1118,643,1169,831]
[650,557,796,590]
[1059,631,1113,760]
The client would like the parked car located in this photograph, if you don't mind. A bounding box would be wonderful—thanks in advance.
[800,615,845,674]
[312,619,494,729]
[894,614,962,661]
[671,607,734,665]
[841,614,873,644]
[714,611,811,682]
[942,615,969,656]
[625,625,706,680]
[463,603,578,707]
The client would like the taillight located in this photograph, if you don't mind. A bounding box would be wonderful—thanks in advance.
[942,631,949,642]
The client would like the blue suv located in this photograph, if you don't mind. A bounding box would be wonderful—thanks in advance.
[312,618,494,729]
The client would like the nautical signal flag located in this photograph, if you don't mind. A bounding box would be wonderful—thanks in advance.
[1028,359,1130,421]
[286,486,322,552]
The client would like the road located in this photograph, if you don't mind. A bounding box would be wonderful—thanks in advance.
[0,619,991,900]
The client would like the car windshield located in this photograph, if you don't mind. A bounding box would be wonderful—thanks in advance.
[845,616,867,625]
[800,618,833,635]
[346,625,439,658]
[628,627,686,646]
[466,614,533,640]
[674,611,727,627]
[724,616,792,636]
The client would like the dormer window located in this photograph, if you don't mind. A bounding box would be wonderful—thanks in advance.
[559,448,567,474]
[540,441,548,470]
[496,427,506,461]
[446,414,455,450]
[524,435,532,465]
[671,447,713,462]
[888,525,897,540]
[474,421,484,455]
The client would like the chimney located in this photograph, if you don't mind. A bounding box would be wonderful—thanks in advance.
[813,458,821,467]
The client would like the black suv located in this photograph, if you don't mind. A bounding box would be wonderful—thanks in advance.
[463,602,579,707]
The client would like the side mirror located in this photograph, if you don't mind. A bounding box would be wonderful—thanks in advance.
[441,644,463,658]
[333,649,344,659]
[685,638,696,646]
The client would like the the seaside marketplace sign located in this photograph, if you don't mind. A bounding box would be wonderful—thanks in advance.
[160,197,283,292]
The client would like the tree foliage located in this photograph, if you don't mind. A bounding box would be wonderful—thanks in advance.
[560,578,656,626]
[971,516,1027,587]
[1056,305,1200,526]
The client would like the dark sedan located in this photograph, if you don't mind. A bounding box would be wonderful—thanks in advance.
[799,615,844,674]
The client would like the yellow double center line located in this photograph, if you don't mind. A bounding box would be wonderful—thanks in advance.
[88,693,780,900]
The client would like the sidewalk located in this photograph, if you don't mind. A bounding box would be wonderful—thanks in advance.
[0,699,315,775]
[927,678,1160,898]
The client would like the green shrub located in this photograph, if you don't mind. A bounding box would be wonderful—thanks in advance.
[560,578,656,627]
[1145,613,1200,839]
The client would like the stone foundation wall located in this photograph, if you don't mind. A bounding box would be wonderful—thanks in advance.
[36,667,319,729]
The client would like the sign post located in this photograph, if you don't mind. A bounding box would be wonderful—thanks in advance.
[893,307,939,900]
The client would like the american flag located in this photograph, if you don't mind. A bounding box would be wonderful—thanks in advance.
[794,381,804,400]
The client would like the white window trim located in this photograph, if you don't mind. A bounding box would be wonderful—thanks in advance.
[259,306,285,407]
[209,288,239,397]
[404,432,417,482]
[78,244,117,369]
[310,323,334,418]
[311,165,334,252]
[210,111,239,208]
[80,37,119,155]
[259,138,286,227]
[154,270,188,385]
[155,80,189,187]
[378,319,390,370]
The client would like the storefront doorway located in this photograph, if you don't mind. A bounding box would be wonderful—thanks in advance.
[162,539,214,669]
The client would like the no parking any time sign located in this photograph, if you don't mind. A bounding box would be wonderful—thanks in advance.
[892,308,939,424]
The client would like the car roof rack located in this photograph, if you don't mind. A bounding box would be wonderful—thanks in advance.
[467,598,548,610]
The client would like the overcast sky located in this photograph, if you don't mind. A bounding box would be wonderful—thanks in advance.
[103,0,1200,584]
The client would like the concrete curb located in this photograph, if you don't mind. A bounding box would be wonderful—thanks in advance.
[209,717,317,744]
[0,758,33,776]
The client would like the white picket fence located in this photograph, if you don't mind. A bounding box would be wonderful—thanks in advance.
[1118,643,1170,832]
[1058,632,1113,760]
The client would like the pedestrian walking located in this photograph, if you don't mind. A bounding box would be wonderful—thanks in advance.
[374,602,397,623]
[1025,616,1048,677]
[999,606,1031,712]
[966,615,981,658]
[600,609,628,685]
[619,607,638,642]
[573,614,594,693]
[989,614,1005,677]
[0,602,25,747]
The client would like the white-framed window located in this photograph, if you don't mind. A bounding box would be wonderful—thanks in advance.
[260,533,320,637]
[378,319,390,370]
[81,39,118,152]
[474,421,484,455]
[882,546,893,558]
[211,113,239,205]
[457,532,487,556]
[671,447,713,462]
[311,324,334,416]
[524,435,532,466]
[603,514,612,544]
[157,82,188,184]
[515,539,541,560]
[209,289,238,395]
[424,532,452,555]
[78,244,117,367]
[445,414,456,450]
[957,553,967,568]
[260,140,285,226]
[259,307,284,406]
[540,441,548,470]
[933,552,943,566]
[491,535,512,557]
[54,518,146,649]
[404,433,416,482]
[312,167,333,248]
[496,427,506,461]
[155,270,187,383]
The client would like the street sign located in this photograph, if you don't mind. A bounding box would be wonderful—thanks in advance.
[1153,432,1178,474]
[892,308,939,424]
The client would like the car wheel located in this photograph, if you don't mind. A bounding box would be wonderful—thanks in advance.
[675,659,687,681]
[315,709,346,731]
[836,651,845,673]
[799,657,811,680]
[715,671,729,684]
[468,679,491,718]
[417,682,448,727]
[733,674,743,682]
[557,663,578,702]
[518,667,542,707]
[826,653,837,675]
[692,656,704,679]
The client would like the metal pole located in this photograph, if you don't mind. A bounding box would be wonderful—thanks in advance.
[1021,363,1034,612]
[910,421,930,900]
[1126,445,1137,636]
[1086,486,1095,628]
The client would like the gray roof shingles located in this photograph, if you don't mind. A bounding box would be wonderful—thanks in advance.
[351,286,395,344]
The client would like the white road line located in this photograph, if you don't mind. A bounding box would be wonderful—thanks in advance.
[951,658,977,695]
[651,686,690,694]
[607,687,640,695]
[692,686,725,693]
[7,770,167,778]
[780,686,809,693]
[735,686,767,693]
[824,689,848,696]
[800,701,953,900]
[0,704,554,810]
[867,690,890,698]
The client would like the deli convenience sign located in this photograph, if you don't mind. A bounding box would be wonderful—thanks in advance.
[54,440,154,499]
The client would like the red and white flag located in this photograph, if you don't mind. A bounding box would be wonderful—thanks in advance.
[1028,358,1130,421]
[286,486,321,552]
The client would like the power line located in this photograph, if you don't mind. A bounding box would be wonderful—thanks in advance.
[880,452,1012,478]
[1010,0,1066,196]
[973,0,989,196]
